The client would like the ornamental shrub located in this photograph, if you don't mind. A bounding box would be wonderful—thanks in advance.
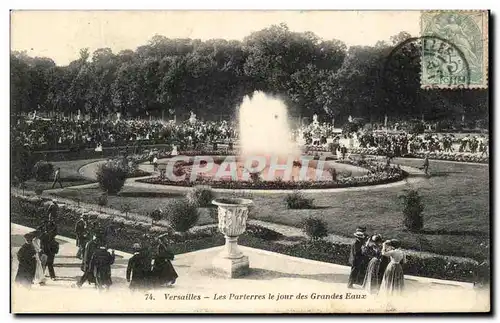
[301,217,328,241]
[285,191,314,209]
[399,188,424,232]
[186,186,215,207]
[33,160,54,182]
[246,224,284,241]
[97,193,108,210]
[96,162,127,195]
[409,121,426,134]
[249,171,261,182]
[149,208,163,225]
[165,199,199,232]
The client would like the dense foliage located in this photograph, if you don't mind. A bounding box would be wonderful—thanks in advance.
[96,162,127,195]
[285,191,315,209]
[186,186,216,207]
[33,160,54,181]
[399,188,425,232]
[164,199,200,232]
[301,217,329,240]
[11,25,487,124]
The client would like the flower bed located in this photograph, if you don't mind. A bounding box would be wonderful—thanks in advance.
[350,148,489,164]
[137,156,407,190]
[10,194,486,283]
[138,172,406,190]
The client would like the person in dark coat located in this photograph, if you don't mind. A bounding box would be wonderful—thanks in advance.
[347,227,368,289]
[75,214,89,259]
[76,234,99,287]
[38,214,58,241]
[47,199,59,220]
[15,232,37,288]
[151,237,178,288]
[126,243,151,291]
[361,234,383,294]
[422,153,430,175]
[38,217,59,280]
[91,243,115,290]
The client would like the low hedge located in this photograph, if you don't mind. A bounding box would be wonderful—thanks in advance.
[10,194,487,284]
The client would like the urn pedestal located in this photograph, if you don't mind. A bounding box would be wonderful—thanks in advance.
[211,198,253,278]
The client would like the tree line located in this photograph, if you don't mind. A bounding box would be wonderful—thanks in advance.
[10,23,488,125]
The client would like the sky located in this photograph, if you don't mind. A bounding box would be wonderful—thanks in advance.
[10,10,421,66]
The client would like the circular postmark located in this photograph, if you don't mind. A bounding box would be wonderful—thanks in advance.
[383,36,471,90]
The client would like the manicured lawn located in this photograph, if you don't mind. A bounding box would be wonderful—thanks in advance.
[226,158,490,260]
[20,159,101,191]
[51,158,489,260]
[51,185,216,226]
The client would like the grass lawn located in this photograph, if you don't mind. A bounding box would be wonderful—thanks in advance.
[226,158,490,260]
[51,158,489,260]
[20,159,101,192]
[51,185,216,226]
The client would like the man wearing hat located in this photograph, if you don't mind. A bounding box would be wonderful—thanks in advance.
[75,213,89,259]
[47,199,59,221]
[422,153,430,175]
[347,227,368,289]
[126,243,152,291]
[76,234,100,288]
[15,232,38,287]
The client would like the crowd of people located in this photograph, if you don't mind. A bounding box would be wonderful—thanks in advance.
[14,201,178,291]
[357,132,489,156]
[12,114,488,159]
[348,226,405,296]
[14,201,60,287]
[11,116,237,152]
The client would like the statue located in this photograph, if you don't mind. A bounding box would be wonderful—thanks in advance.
[312,114,319,126]
[189,111,197,125]
[171,144,179,156]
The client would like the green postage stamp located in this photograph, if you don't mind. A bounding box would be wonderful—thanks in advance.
[420,10,489,89]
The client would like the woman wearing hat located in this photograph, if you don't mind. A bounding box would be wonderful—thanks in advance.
[150,235,178,288]
[361,234,383,294]
[32,231,47,286]
[379,239,406,297]
[347,227,368,289]
[15,232,37,288]
[126,243,152,291]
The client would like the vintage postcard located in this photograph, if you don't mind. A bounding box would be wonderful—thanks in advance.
[10,10,490,314]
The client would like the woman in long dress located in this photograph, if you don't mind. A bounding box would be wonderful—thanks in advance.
[15,233,37,288]
[362,234,383,294]
[379,239,405,297]
[151,236,178,288]
[32,232,47,285]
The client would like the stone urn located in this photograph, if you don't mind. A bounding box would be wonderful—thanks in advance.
[212,198,253,278]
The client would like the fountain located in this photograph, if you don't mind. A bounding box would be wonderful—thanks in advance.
[238,91,299,157]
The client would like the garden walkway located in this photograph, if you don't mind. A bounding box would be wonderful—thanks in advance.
[11,223,484,314]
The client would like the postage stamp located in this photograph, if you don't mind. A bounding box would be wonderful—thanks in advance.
[420,10,489,89]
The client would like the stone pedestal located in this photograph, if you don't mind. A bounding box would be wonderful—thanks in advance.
[212,198,253,278]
